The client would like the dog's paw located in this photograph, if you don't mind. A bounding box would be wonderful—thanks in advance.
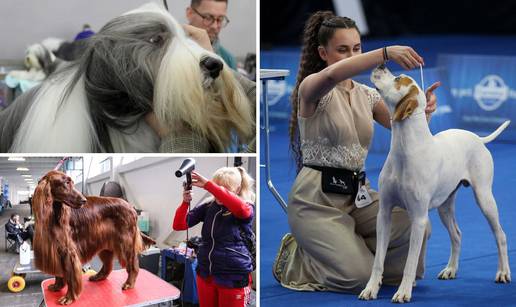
[391,285,412,303]
[57,295,75,305]
[438,267,457,280]
[358,281,381,300]
[122,282,134,290]
[89,273,107,282]
[495,270,511,283]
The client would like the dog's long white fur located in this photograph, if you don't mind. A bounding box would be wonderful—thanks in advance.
[11,71,96,152]
[153,5,253,151]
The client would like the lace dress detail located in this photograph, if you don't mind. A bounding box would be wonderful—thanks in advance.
[298,80,375,171]
[301,136,368,171]
[314,91,333,115]
[359,84,382,111]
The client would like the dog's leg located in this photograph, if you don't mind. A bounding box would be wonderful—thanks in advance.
[473,187,511,283]
[437,193,461,280]
[358,205,392,300]
[122,252,140,290]
[392,214,428,303]
[58,250,83,305]
[89,250,114,282]
[48,276,66,291]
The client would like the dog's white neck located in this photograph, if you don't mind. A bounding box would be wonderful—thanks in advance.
[390,112,433,153]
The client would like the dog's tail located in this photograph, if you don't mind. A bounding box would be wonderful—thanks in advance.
[140,232,156,250]
[480,120,511,144]
[133,230,156,254]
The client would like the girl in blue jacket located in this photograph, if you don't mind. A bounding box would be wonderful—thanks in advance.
[173,166,255,307]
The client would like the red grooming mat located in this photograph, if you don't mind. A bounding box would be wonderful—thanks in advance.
[42,269,180,307]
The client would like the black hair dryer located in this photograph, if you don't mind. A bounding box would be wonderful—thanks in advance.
[176,158,196,190]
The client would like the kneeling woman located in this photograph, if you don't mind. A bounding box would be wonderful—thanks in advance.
[274,11,438,293]
[173,167,255,307]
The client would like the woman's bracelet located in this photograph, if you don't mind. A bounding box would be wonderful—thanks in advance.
[383,47,389,62]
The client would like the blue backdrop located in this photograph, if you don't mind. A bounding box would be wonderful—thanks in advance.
[438,54,516,141]
[262,51,516,154]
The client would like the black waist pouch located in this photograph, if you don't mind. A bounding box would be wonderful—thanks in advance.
[305,165,365,195]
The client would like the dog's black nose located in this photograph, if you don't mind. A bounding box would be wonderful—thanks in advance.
[80,198,87,205]
[378,63,386,70]
[200,56,224,79]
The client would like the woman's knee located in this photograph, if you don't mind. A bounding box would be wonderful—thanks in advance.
[388,210,412,247]
[388,209,431,242]
[323,265,370,293]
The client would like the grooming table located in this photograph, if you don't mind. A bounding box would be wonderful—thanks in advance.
[260,69,290,212]
[42,269,180,307]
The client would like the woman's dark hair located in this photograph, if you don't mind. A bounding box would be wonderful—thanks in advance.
[289,11,359,172]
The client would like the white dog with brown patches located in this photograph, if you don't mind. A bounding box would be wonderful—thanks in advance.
[358,65,511,303]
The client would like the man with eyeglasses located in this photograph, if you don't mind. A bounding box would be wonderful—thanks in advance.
[186,0,237,70]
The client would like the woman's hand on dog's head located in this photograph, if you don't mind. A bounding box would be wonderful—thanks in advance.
[386,46,424,70]
[425,81,441,114]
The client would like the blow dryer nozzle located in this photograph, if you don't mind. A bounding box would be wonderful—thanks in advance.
[175,158,196,177]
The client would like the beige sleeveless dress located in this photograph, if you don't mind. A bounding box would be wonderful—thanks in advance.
[273,81,430,294]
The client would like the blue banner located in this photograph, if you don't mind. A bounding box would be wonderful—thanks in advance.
[438,54,516,141]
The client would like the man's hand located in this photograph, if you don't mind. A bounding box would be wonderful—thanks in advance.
[182,24,213,52]
[144,112,169,138]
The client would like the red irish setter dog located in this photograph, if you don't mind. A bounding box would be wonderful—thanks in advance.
[33,170,155,305]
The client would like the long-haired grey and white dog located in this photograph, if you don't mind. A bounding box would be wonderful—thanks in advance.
[0,3,253,153]
[7,43,58,82]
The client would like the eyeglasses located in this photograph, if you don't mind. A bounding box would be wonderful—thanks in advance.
[191,7,230,28]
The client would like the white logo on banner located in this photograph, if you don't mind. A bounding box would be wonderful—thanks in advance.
[264,80,293,106]
[473,75,509,111]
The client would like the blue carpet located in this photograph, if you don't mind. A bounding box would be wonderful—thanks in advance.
[259,129,516,306]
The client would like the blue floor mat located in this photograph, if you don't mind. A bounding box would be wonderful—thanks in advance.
[260,131,516,306]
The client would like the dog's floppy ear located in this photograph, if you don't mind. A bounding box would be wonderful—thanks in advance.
[34,176,53,208]
[393,85,420,121]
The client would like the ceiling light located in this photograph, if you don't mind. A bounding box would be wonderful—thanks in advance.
[16,167,30,171]
[8,157,25,161]
[21,175,32,178]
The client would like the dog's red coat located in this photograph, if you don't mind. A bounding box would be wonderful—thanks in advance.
[33,170,155,305]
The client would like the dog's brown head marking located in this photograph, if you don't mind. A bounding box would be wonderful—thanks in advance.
[394,76,414,91]
[393,85,420,121]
